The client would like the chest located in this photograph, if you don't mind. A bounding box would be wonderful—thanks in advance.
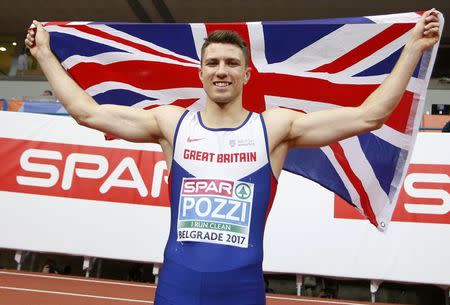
[173,113,269,180]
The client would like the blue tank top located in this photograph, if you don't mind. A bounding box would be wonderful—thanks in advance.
[164,111,278,272]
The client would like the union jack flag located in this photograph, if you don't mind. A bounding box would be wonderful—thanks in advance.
[44,12,441,231]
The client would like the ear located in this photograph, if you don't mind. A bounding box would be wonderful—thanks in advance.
[198,66,203,83]
[243,67,251,85]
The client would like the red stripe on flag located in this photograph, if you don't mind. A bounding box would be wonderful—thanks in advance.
[142,98,200,110]
[265,174,279,222]
[384,91,414,133]
[329,142,378,227]
[261,72,377,106]
[311,23,414,74]
[260,73,414,133]
[44,21,71,26]
[69,61,201,90]
[171,98,201,108]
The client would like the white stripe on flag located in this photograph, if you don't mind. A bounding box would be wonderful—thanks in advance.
[86,81,205,103]
[62,52,199,70]
[366,12,421,24]
[190,23,208,62]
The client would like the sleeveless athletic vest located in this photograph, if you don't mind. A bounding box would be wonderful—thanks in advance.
[164,111,278,272]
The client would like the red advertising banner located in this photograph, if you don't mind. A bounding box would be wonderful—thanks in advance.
[0,137,170,207]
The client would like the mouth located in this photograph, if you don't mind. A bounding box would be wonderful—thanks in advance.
[213,81,232,87]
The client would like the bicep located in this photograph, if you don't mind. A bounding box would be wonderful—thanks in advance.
[288,106,373,147]
[82,104,177,143]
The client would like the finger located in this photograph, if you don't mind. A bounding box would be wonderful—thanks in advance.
[425,15,439,23]
[28,20,37,30]
[425,14,439,22]
[26,31,35,38]
[429,10,439,16]
[24,38,35,48]
[424,27,440,37]
[27,25,36,38]
[428,9,440,15]
[425,22,440,30]
[26,34,34,42]
[34,20,45,32]
[422,8,437,20]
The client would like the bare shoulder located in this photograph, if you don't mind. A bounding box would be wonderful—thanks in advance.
[261,108,307,176]
[262,107,306,145]
[152,105,187,143]
[263,107,299,124]
[153,105,186,120]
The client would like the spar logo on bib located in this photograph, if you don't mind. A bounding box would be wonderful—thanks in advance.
[177,178,254,248]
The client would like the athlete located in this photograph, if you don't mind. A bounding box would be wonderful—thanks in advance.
[25,9,440,305]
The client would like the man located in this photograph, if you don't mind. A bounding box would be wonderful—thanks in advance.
[25,9,440,305]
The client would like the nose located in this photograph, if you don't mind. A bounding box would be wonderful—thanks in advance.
[215,61,227,78]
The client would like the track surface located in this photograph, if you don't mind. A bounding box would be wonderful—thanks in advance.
[0,270,396,305]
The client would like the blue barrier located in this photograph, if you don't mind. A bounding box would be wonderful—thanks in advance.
[0,99,7,111]
[1,99,68,115]
[22,100,67,115]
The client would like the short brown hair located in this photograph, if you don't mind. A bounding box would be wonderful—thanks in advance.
[201,30,249,67]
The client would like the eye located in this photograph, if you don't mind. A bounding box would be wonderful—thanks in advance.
[205,60,218,67]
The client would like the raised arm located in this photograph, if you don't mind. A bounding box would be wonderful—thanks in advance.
[264,9,441,176]
[25,21,184,144]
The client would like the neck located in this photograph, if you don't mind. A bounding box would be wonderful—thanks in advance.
[202,98,249,128]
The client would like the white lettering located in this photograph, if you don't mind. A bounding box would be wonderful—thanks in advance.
[182,198,196,216]
[205,181,218,193]
[62,153,108,190]
[195,198,212,217]
[404,173,450,215]
[183,181,195,193]
[241,201,247,222]
[100,157,148,196]
[226,200,241,221]
[211,198,227,219]
[195,181,208,192]
[221,183,232,196]
[17,149,62,187]
[151,160,168,198]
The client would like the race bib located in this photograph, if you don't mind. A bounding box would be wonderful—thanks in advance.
[177,178,254,248]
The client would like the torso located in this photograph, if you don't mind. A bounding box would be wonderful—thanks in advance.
[165,110,278,271]
[155,110,278,304]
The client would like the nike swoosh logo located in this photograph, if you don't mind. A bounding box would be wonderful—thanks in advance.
[187,136,205,143]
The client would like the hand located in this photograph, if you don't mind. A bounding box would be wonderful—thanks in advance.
[24,20,51,60]
[409,9,441,52]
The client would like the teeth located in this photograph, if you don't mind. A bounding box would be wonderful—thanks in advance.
[213,82,230,87]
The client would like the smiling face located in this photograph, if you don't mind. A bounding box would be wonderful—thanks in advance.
[199,43,251,105]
